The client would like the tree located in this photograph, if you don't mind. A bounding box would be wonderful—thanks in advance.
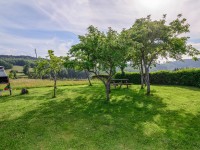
[35,50,64,98]
[129,14,199,95]
[70,26,130,101]
[9,70,17,79]
[64,57,93,86]
[23,62,30,75]
[130,44,146,89]
[118,29,132,76]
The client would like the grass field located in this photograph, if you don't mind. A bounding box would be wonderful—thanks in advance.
[0,82,200,150]
[5,65,33,79]
[0,79,100,90]
[5,65,24,73]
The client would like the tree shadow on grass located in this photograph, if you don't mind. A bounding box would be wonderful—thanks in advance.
[0,87,69,103]
[0,85,200,149]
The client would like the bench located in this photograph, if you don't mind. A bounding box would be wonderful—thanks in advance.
[111,79,132,89]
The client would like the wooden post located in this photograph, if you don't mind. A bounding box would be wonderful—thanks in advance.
[9,89,12,95]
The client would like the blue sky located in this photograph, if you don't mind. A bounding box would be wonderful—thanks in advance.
[0,0,200,57]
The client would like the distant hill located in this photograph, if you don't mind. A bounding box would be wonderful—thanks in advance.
[0,55,36,69]
[1,55,199,71]
[0,55,36,60]
[152,58,200,71]
[123,58,200,72]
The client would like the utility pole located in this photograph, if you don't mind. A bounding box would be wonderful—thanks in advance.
[34,49,38,59]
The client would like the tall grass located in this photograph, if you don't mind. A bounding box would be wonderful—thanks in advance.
[0,79,101,90]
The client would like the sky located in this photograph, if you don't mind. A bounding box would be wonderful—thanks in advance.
[0,0,200,57]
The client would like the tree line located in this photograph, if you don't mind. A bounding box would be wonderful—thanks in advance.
[35,14,199,100]
[0,55,88,79]
[0,55,36,69]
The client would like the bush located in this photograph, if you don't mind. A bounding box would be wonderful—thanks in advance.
[114,72,141,84]
[9,70,18,79]
[21,88,29,95]
[114,69,200,88]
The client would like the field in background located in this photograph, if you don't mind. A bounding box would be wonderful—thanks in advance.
[0,84,200,149]
[5,65,32,79]
[5,65,24,73]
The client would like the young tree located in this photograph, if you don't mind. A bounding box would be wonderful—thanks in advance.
[129,14,199,95]
[64,57,93,86]
[35,50,64,98]
[23,62,30,75]
[70,26,129,101]
[9,70,17,79]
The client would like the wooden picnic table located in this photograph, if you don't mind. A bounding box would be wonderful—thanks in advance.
[111,79,132,89]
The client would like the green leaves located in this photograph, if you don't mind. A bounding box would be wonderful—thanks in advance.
[35,50,64,78]
[127,14,199,95]
[70,25,130,78]
[129,14,199,67]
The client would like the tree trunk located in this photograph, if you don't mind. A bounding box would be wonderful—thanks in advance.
[85,70,92,86]
[9,89,12,95]
[120,66,125,76]
[105,81,111,101]
[53,76,57,98]
[145,66,150,95]
[140,60,144,89]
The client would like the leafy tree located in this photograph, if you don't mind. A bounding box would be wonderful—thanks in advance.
[9,70,17,79]
[130,46,146,89]
[0,60,13,69]
[70,26,130,101]
[64,56,93,86]
[23,62,30,75]
[129,14,199,95]
[118,29,132,76]
[35,50,64,98]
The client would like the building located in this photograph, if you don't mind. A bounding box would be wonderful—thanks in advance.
[0,66,9,84]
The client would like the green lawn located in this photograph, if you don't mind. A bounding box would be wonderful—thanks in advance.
[0,84,200,150]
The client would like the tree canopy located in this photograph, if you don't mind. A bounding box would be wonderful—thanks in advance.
[35,50,64,98]
[70,25,131,101]
[128,14,199,95]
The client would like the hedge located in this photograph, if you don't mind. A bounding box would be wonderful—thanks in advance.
[114,69,200,88]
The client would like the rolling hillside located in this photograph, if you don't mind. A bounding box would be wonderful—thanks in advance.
[0,55,199,72]
[124,58,200,72]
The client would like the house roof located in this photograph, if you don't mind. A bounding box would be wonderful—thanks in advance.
[0,68,8,77]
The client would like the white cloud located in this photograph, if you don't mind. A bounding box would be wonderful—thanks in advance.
[190,42,200,51]
[0,0,200,56]
[0,32,73,57]
[32,0,200,35]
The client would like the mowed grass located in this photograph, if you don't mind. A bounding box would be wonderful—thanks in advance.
[0,83,200,150]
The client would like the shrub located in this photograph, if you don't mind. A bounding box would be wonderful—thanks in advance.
[21,88,29,95]
[114,69,200,87]
[114,72,141,84]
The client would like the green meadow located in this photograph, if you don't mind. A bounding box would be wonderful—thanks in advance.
[0,82,200,150]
